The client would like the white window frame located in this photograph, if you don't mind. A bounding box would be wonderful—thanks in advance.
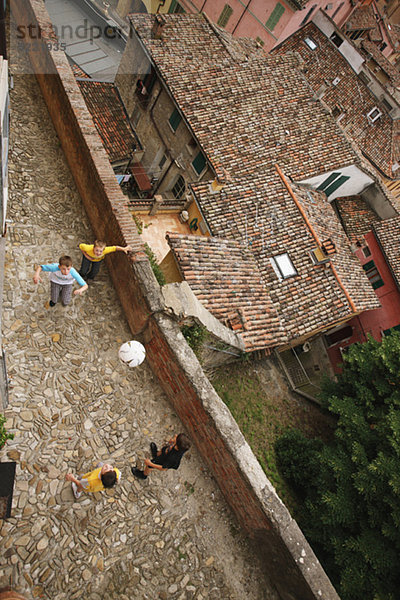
[270,253,297,281]
[367,107,382,123]
[304,37,317,50]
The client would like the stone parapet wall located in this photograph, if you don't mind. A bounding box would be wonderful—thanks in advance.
[10,2,340,599]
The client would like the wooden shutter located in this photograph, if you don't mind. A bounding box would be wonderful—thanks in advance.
[217,5,233,28]
[266,3,285,31]
[192,151,206,175]
[169,109,182,132]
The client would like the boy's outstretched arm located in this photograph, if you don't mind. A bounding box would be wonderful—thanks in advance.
[33,265,42,284]
[116,245,132,254]
[73,283,88,296]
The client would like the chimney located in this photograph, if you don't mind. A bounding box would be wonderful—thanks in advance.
[152,15,166,40]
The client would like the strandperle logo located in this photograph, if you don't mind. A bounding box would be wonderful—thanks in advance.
[15,18,127,44]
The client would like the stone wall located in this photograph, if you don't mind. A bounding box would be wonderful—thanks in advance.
[10,2,340,599]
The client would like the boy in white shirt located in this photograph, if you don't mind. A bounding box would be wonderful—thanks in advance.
[33,255,88,307]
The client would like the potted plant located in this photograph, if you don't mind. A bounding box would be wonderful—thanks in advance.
[0,413,14,450]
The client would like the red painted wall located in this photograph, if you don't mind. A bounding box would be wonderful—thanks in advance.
[327,230,400,371]
[178,0,352,52]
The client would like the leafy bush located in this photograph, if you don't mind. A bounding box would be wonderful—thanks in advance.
[0,413,14,449]
[144,243,166,286]
[181,323,207,354]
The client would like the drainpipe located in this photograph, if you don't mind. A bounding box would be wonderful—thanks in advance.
[232,0,252,35]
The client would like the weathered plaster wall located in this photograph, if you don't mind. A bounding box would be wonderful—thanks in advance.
[115,44,214,198]
[10,2,340,599]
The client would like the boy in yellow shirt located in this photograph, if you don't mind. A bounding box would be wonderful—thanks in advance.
[66,462,121,499]
[78,240,132,280]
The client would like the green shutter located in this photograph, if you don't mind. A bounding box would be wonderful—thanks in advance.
[217,5,233,28]
[168,0,178,12]
[192,151,206,175]
[266,3,285,31]
[363,260,384,290]
[169,108,182,132]
[316,172,340,191]
[324,175,350,197]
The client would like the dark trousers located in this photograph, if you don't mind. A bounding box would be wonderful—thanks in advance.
[79,255,101,280]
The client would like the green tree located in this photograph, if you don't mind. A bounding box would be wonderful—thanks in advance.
[276,333,400,600]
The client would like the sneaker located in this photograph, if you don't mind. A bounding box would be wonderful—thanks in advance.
[150,442,158,460]
[131,466,147,480]
[71,481,82,499]
[49,300,56,307]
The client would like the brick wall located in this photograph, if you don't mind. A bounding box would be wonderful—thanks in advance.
[10,2,340,599]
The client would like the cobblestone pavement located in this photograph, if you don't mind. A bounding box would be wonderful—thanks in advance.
[0,47,278,600]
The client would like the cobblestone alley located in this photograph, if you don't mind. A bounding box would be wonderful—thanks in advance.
[0,45,277,600]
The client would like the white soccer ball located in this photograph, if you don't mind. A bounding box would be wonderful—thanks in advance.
[118,341,146,367]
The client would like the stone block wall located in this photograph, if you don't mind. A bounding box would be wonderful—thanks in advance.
[10,2,340,599]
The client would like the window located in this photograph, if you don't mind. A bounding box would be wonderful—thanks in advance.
[158,154,167,170]
[304,37,317,50]
[325,325,353,347]
[131,108,141,128]
[382,98,393,112]
[359,72,370,85]
[300,4,317,26]
[316,172,350,197]
[362,246,371,258]
[270,253,297,280]
[192,151,206,175]
[217,4,233,28]
[169,0,185,13]
[332,106,343,118]
[310,247,329,265]
[330,32,343,48]
[367,107,382,123]
[266,3,285,31]
[363,260,384,289]
[168,108,182,132]
[172,175,186,199]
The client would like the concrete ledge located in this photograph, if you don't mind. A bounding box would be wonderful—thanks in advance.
[161,281,245,352]
[10,2,340,599]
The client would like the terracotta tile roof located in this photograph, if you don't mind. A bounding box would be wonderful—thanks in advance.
[335,196,380,244]
[191,174,380,343]
[345,5,379,32]
[67,56,90,79]
[77,80,139,163]
[166,233,287,351]
[274,22,400,179]
[128,14,357,183]
[128,14,380,347]
[361,40,400,87]
[373,216,400,286]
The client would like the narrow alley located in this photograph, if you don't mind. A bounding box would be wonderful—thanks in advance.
[0,43,276,600]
